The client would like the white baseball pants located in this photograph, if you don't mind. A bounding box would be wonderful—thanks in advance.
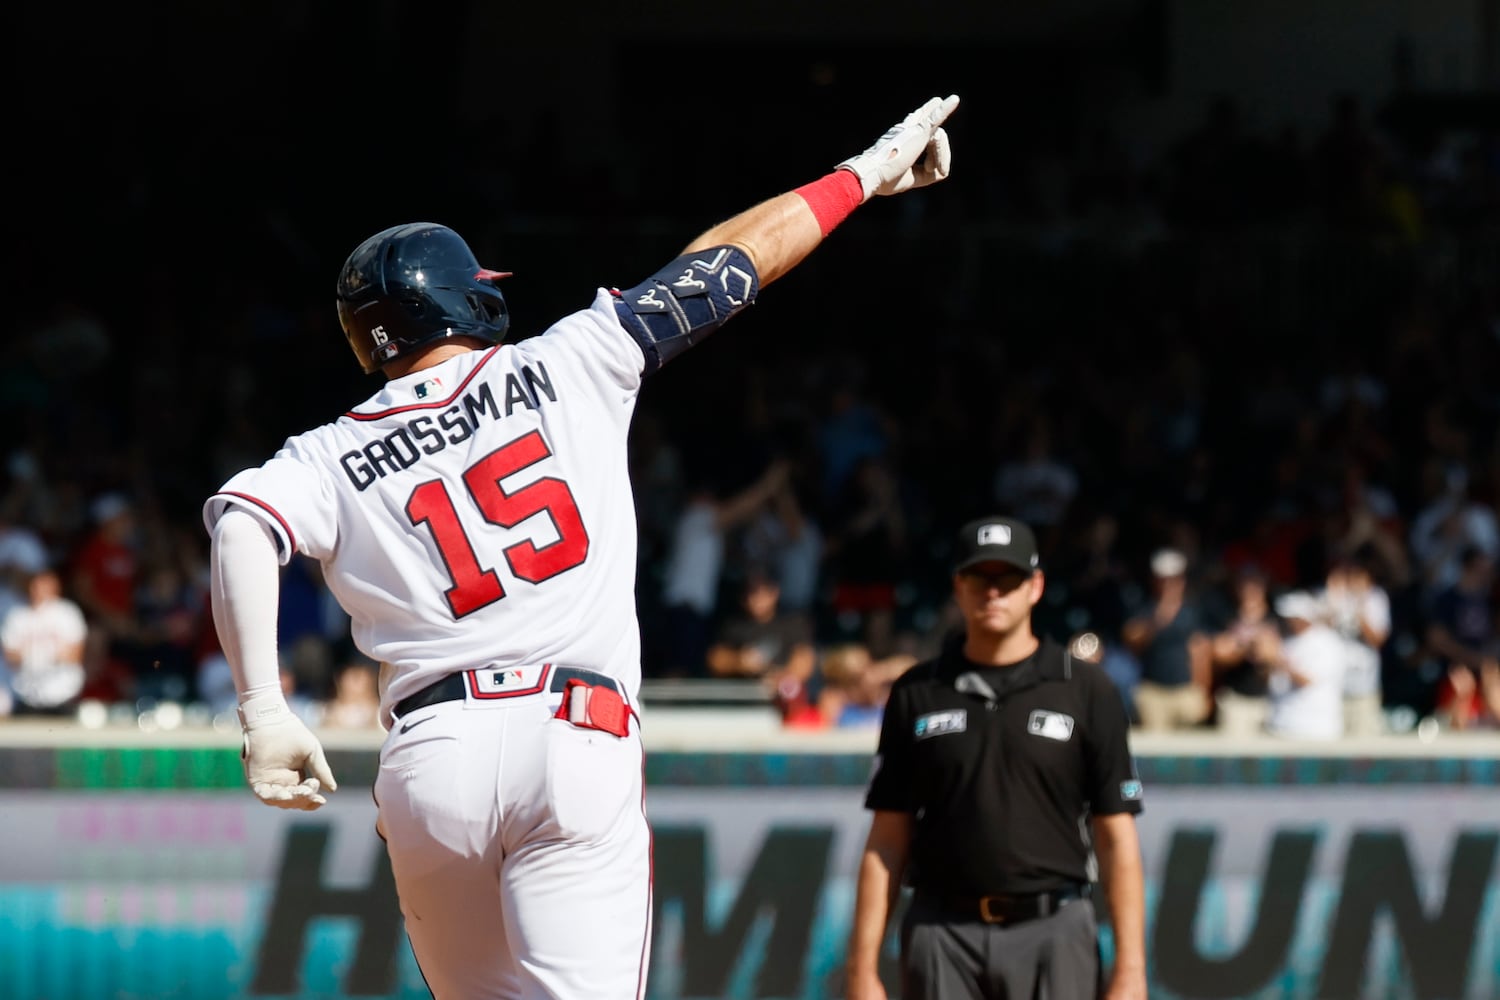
[374,693,652,999]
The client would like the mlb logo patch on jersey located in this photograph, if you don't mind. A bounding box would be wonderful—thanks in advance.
[473,668,528,695]
[1027,709,1075,742]
[415,377,444,399]
[914,709,967,740]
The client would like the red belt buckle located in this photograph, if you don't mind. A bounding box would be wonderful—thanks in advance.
[555,678,632,738]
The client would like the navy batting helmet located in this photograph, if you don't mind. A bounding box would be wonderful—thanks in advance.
[336,223,511,375]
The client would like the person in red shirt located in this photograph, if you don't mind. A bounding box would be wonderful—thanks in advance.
[69,493,140,702]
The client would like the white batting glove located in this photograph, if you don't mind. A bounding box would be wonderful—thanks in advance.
[238,692,338,811]
[837,94,960,202]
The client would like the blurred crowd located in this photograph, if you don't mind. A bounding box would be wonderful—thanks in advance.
[2,91,1496,739]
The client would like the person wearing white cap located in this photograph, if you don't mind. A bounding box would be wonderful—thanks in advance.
[1265,591,1348,741]
[1123,547,1212,731]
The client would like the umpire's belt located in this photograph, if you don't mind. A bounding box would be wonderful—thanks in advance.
[394,665,622,719]
[917,883,1090,925]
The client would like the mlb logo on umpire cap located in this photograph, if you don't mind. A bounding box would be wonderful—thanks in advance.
[978,523,1011,546]
[955,516,1040,573]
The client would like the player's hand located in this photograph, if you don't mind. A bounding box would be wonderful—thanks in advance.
[837,94,960,202]
[238,692,338,811]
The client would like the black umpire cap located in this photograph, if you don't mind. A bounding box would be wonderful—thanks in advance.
[953,516,1041,574]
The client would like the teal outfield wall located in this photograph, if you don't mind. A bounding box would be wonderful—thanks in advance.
[1,743,1497,1000]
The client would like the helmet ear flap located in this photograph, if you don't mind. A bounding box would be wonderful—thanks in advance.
[470,293,506,326]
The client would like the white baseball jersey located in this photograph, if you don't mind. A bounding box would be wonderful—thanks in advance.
[203,289,645,729]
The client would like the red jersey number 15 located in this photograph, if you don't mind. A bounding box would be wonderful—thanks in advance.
[405,430,589,618]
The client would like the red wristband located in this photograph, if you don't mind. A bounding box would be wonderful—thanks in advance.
[794,169,864,237]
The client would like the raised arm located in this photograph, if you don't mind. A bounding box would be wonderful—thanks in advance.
[682,190,825,288]
[686,94,957,284]
[614,95,959,373]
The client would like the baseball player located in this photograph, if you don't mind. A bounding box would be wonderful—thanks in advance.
[204,94,960,999]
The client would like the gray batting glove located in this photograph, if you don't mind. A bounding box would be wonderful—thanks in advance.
[238,692,338,811]
[837,94,960,202]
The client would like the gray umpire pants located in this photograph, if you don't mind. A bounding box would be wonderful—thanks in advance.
[900,894,1101,999]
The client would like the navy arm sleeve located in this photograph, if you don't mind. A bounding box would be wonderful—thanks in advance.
[611,246,759,374]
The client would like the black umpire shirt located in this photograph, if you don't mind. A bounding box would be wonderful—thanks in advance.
[865,637,1143,898]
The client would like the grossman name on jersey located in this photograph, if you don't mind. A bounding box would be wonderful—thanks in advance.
[339,363,558,491]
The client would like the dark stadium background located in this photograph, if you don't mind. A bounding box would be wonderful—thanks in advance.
[7,0,1498,721]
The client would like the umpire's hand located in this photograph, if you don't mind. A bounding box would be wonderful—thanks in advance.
[238,692,338,810]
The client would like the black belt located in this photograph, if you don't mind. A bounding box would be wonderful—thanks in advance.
[916,883,1090,925]
[394,666,621,719]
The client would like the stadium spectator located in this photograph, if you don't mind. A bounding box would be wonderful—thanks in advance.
[68,493,140,702]
[1322,550,1392,737]
[1426,546,1499,731]
[1124,548,1212,731]
[814,642,915,729]
[1326,463,1410,591]
[1266,591,1348,741]
[132,557,203,703]
[1,568,87,717]
[823,455,909,657]
[279,664,322,728]
[322,655,382,730]
[741,471,824,617]
[653,458,789,677]
[706,571,817,683]
[1409,462,1498,601]
[1210,565,1282,737]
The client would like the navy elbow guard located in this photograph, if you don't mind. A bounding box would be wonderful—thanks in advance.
[611,246,759,374]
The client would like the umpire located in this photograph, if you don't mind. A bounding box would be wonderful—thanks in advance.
[845,516,1147,1000]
